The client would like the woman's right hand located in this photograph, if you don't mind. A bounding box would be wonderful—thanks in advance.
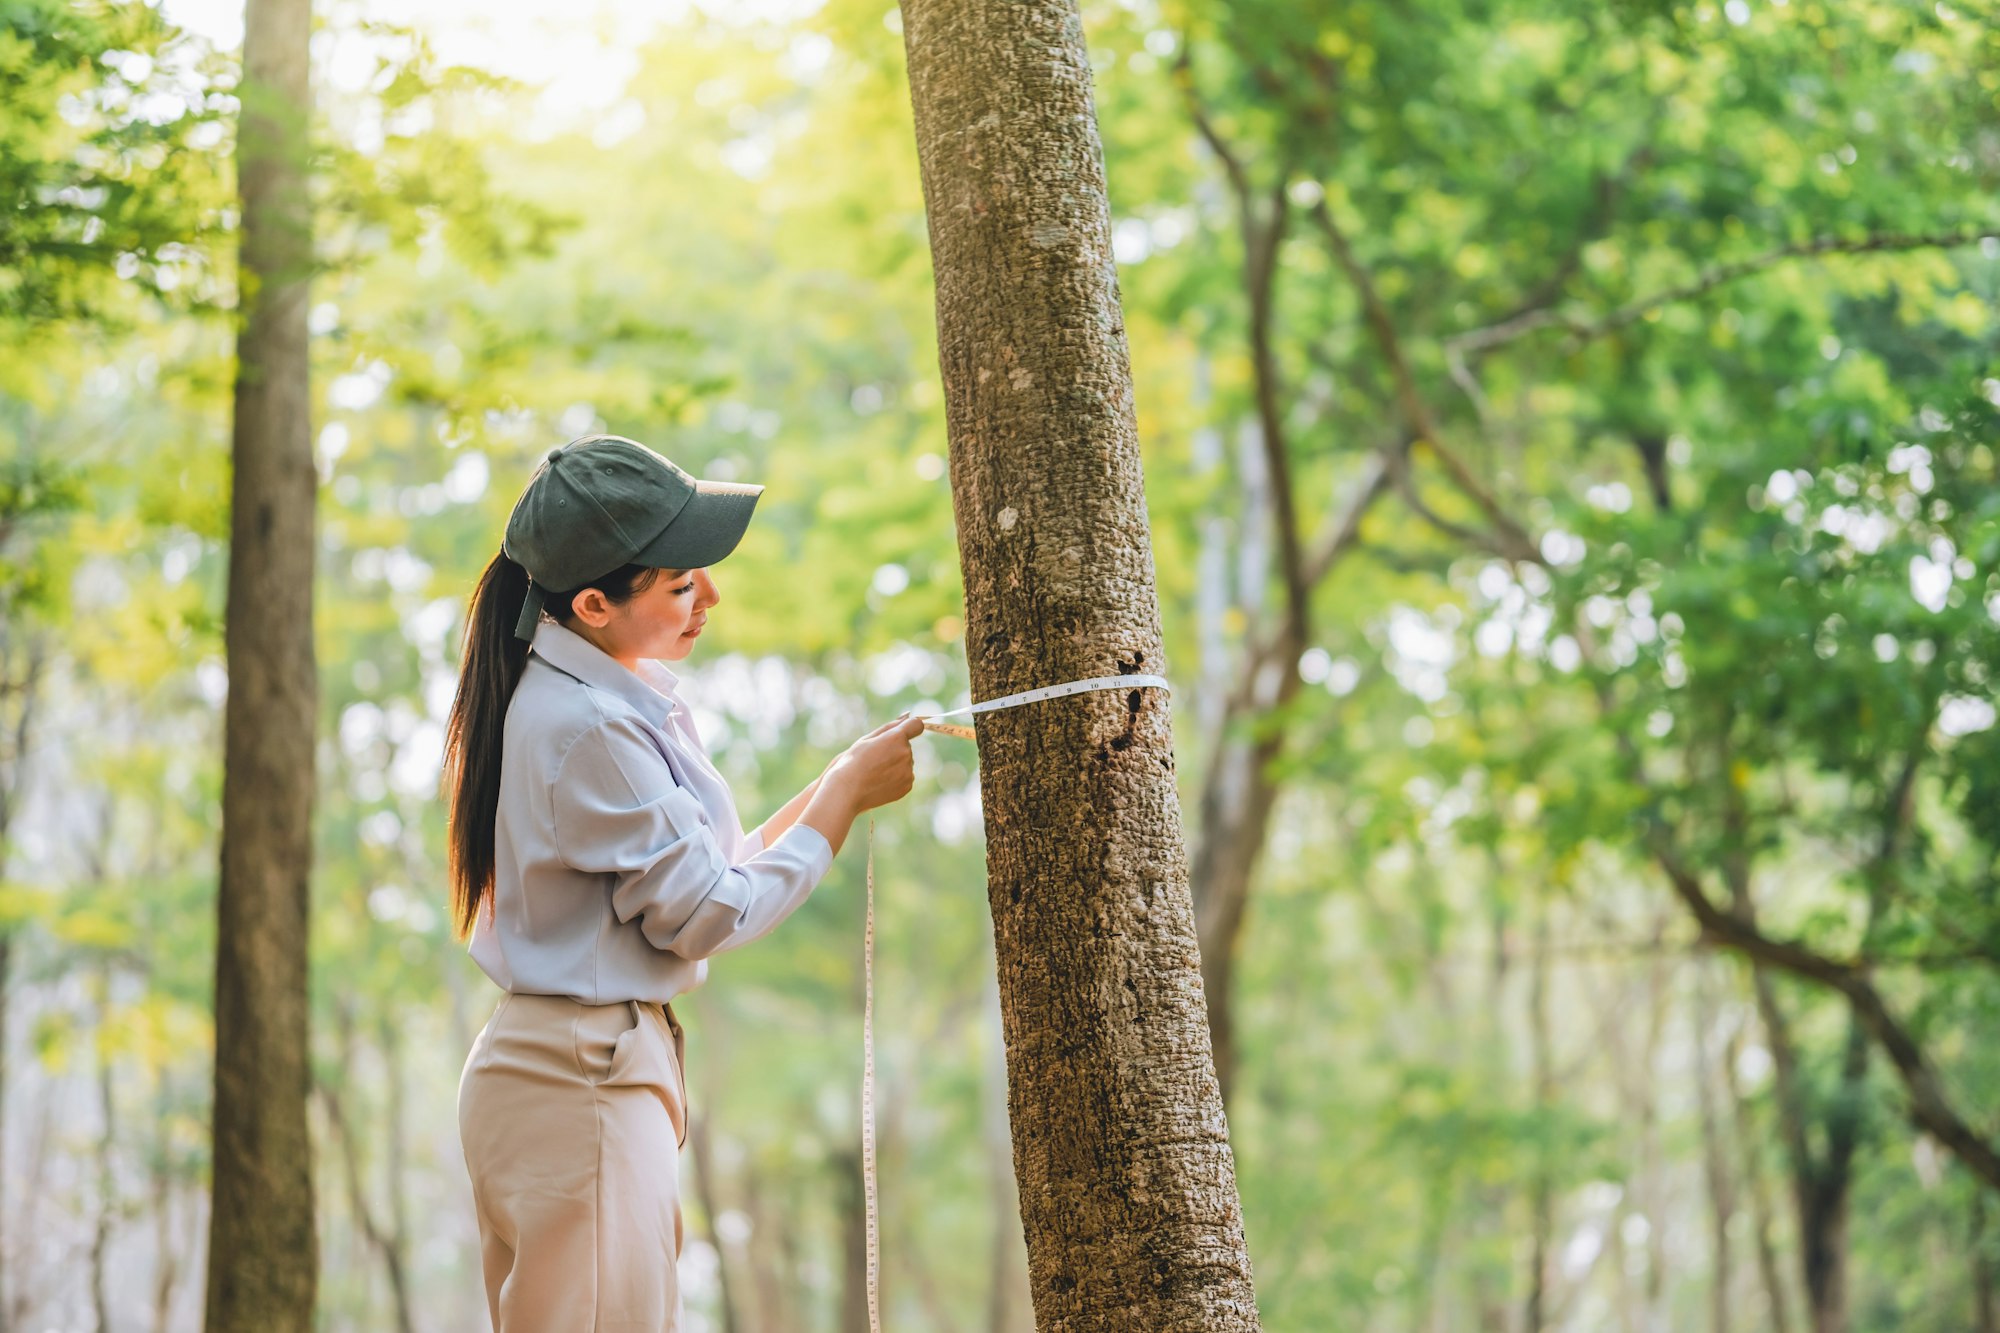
[823,713,925,814]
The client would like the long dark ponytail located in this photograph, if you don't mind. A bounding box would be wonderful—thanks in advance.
[442,551,664,938]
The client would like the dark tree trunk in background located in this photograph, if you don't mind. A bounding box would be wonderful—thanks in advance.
[897,1,1260,1325]
[203,0,318,1323]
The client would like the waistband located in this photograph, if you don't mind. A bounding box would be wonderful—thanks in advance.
[497,991,682,1029]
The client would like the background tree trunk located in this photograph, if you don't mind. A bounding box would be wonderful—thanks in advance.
[687,1112,745,1333]
[90,993,115,1333]
[1694,964,1736,1333]
[896,1,1260,1324]
[203,0,318,1323]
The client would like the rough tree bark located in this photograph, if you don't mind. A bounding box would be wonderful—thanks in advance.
[203,0,318,1323]
[896,1,1261,1325]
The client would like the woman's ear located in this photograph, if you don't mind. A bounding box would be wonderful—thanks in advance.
[570,587,614,627]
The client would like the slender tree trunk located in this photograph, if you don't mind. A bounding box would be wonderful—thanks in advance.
[6,1091,54,1328]
[1189,688,1294,1105]
[1753,968,1858,1333]
[379,1020,417,1333]
[1693,965,1735,1333]
[91,1005,117,1333]
[204,0,318,1321]
[1524,898,1554,1333]
[688,1113,744,1333]
[1724,1016,1797,1333]
[1728,818,1851,1333]
[1798,1018,1865,1333]
[897,1,1259,1323]
[149,1077,182,1333]
[743,1164,796,1333]
[318,1006,414,1333]
[1637,947,1669,1333]
[1188,414,1284,1110]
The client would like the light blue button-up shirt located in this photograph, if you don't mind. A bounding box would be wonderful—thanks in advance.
[468,619,835,1004]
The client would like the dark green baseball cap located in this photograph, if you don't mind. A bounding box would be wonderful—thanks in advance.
[502,435,764,639]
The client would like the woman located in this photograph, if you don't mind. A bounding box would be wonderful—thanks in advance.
[443,434,922,1331]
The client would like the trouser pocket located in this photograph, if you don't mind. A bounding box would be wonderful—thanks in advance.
[580,1000,688,1150]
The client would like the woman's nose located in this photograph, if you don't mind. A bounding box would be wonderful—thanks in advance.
[695,568,720,608]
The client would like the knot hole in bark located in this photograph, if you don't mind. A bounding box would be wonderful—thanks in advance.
[1093,681,1149,766]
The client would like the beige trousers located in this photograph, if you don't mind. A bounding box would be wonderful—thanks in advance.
[458,992,689,1332]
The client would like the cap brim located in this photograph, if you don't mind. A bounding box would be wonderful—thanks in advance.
[633,479,764,571]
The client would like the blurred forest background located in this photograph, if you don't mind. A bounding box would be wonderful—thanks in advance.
[3,0,1998,1328]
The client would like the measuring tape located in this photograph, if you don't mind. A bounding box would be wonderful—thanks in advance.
[860,671,1169,1331]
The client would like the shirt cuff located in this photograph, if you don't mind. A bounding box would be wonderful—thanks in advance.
[779,822,835,878]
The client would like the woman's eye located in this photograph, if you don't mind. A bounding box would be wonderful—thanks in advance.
[674,582,696,595]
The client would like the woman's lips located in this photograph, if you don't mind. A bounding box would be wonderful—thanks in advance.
[682,620,705,637]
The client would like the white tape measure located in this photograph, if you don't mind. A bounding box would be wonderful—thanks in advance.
[860,671,1171,1330]
[923,672,1171,724]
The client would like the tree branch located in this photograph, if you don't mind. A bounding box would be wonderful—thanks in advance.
[1639,807,2000,1193]
[1307,196,1540,562]
[1170,45,1253,206]
[1450,227,1997,355]
[1174,47,1316,666]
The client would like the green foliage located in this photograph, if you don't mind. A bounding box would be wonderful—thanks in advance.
[5,0,2000,1326]
[0,0,230,335]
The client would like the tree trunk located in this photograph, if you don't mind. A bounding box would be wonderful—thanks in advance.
[1523,898,1554,1333]
[1693,965,1735,1333]
[149,1077,183,1333]
[981,966,1030,1333]
[896,1,1260,1324]
[1753,969,1858,1333]
[203,0,318,1323]
[741,1163,795,1333]
[687,1112,744,1333]
[1189,679,1295,1106]
[1723,1013,1797,1333]
[91,1004,117,1333]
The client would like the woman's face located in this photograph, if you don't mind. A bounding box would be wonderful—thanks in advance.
[570,566,719,668]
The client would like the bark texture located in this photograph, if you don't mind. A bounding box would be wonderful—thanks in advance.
[897,2,1259,1326]
[203,0,318,1323]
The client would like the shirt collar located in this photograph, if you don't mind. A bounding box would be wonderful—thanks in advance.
[530,619,683,722]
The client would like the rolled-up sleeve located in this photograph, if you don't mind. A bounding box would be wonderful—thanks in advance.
[550,715,835,960]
